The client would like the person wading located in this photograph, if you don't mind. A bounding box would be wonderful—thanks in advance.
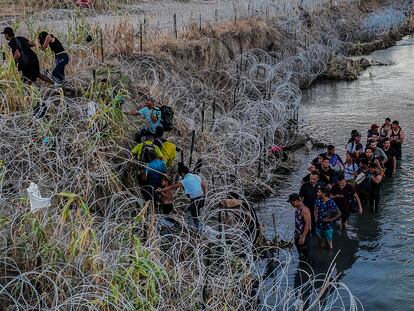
[387,120,404,160]
[288,193,311,262]
[314,187,341,249]
[382,138,397,177]
[38,31,70,86]
[331,174,362,229]
[299,172,324,231]
[2,27,53,85]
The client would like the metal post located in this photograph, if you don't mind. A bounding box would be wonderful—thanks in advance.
[189,129,196,167]
[201,102,205,132]
[173,13,178,39]
[100,28,104,63]
[199,14,202,32]
[139,23,143,52]
[212,100,216,130]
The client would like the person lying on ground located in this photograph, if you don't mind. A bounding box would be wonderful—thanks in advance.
[141,150,166,202]
[288,193,311,262]
[370,141,387,165]
[314,186,341,249]
[2,27,53,85]
[382,138,396,177]
[330,174,362,229]
[126,95,162,143]
[38,31,69,86]
[157,163,208,230]
[387,120,404,160]
[131,135,164,162]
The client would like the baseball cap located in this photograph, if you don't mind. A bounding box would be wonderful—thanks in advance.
[287,193,301,203]
[371,124,379,130]
[1,27,14,36]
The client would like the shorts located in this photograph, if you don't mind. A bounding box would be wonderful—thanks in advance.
[21,58,40,83]
[315,227,333,241]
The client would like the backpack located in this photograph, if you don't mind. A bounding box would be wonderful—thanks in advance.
[140,143,156,163]
[356,172,371,195]
[160,141,176,167]
[159,106,174,131]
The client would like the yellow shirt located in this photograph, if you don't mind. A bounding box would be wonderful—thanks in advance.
[131,140,164,160]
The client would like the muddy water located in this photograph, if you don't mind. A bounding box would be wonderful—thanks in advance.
[257,35,414,310]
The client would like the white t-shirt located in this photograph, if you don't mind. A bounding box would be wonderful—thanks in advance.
[181,173,203,199]
[344,162,359,180]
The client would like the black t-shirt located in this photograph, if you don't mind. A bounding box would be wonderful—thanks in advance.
[8,36,37,61]
[299,181,324,211]
[319,167,336,184]
[331,183,355,210]
[384,148,396,172]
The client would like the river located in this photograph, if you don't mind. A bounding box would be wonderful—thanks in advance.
[257,34,414,310]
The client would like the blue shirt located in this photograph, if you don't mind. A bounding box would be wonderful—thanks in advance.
[138,107,162,133]
[315,198,338,230]
[181,173,203,199]
[145,159,166,187]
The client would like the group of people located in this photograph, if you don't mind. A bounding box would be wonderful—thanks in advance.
[2,27,69,87]
[289,119,404,261]
[128,95,208,229]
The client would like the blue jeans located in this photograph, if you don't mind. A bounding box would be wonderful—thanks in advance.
[52,53,69,83]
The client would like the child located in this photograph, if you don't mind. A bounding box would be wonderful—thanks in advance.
[159,176,174,214]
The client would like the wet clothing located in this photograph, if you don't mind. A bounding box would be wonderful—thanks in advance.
[315,227,333,241]
[294,203,308,238]
[344,162,359,181]
[299,181,324,230]
[389,128,403,160]
[8,36,40,82]
[318,152,344,171]
[331,183,355,222]
[383,148,396,177]
[369,172,382,212]
[315,198,338,231]
[295,234,311,262]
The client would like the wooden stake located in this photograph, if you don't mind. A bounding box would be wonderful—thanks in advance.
[100,29,104,63]
[139,23,143,52]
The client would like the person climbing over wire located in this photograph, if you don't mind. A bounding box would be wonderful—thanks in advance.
[38,31,70,87]
[2,27,53,85]
[157,163,208,230]
[127,95,162,143]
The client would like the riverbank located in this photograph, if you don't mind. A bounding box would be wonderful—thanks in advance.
[0,1,412,309]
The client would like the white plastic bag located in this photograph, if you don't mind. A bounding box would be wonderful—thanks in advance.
[26,182,51,212]
[86,101,98,117]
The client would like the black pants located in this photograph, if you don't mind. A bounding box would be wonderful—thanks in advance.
[392,144,402,161]
[369,188,381,212]
[188,197,205,229]
[295,234,311,262]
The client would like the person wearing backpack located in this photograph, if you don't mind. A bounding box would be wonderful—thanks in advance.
[344,153,359,185]
[2,27,53,85]
[141,150,166,202]
[346,132,363,158]
[127,96,162,143]
[131,136,164,163]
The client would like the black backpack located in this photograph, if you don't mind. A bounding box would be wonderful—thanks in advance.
[159,106,174,131]
[140,143,156,163]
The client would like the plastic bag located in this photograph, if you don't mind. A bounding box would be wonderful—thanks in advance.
[26,182,51,212]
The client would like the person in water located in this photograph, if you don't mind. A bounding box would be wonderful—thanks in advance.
[314,186,341,249]
[38,31,70,86]
[387,120,404,160]
[382,138,396,177]
[288,193,311,262]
